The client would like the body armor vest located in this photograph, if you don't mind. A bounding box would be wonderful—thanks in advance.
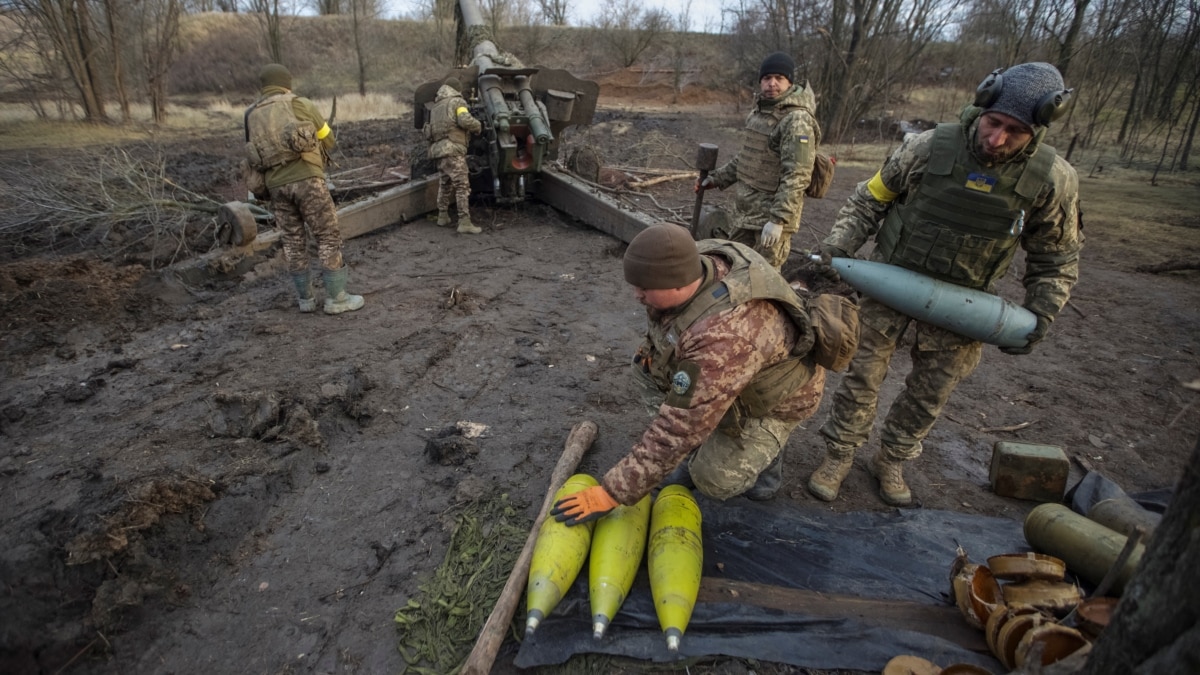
[429,96,470,148]
[244,93,319,170]
[736,103,801,193]
[875,122,1056,290]
[641,241,816,418]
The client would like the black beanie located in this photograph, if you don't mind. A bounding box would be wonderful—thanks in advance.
[444,77,462,92]
[623,223,702,290]
[259,63,292,90]
[759,52,795,82]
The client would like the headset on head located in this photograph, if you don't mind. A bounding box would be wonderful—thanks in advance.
[973,67,1074,127]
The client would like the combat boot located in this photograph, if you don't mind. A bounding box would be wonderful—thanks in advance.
[807,453,854,502]
[436,211,451,227]
[869,450,912,506]
[744,454,782,501]
[291,271,316,313]
[322,266,365,315]
[456,215,481,235]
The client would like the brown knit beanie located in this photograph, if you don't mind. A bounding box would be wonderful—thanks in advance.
[259,63,293,90]
[623,223,702,289]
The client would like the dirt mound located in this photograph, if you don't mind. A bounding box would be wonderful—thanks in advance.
[594,67,739,107]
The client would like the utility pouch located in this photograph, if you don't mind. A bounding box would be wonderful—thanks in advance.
[809,293,860,371]
[239,157,269,201]
[806,153,836,199]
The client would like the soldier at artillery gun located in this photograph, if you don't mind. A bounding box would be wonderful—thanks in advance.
[412,0,599,206]
[244,63,364,315]
[425,77,483,235]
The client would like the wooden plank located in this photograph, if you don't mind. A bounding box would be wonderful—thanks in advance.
[337,175,440,240]
[531,169,660,244]
[698,578,989,654]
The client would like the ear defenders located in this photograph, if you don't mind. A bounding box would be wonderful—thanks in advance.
[973,67,1074,126]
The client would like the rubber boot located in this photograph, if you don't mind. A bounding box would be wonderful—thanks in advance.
[291,271,316,313]
[744,454,783,501]
[436,211,451,227]
[807,453,854,502]
[456,215,481,235]
[322,266,365,315]
[869,450,912,506]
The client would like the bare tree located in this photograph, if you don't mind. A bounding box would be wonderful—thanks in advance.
[350,0,381,95]
[136,0,182,124]
[244,0,289,63]
[13,0,109,122]
[534,0,567,25]
[478,0,513,34]
[592,0,669,68]
[1080,437,1200,674]
[100,0,131,123]
[666,0,695,104]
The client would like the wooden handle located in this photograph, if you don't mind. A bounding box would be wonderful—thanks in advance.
[459,420,599,675]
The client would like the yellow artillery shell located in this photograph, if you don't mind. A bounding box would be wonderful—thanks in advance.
[588,494,652,639]
[648,484,703,652]
[525,473,598,637]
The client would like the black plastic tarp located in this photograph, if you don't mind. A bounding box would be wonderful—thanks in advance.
[516,498,1030,671]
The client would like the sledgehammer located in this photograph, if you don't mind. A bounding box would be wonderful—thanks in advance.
[690,143,719,235]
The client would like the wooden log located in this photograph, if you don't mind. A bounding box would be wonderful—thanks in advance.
[459,420,599,675]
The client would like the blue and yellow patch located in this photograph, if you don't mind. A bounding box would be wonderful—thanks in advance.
[799,135,810,144]
[965,172,997,193]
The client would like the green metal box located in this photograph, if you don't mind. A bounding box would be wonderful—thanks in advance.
[989,441,1069,502]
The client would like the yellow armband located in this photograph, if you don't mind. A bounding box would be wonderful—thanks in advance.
[866,171,899,203]
[316,123,332,140]
[455,106,469,117]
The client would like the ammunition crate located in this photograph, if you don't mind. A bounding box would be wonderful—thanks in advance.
[989,441,1069,502]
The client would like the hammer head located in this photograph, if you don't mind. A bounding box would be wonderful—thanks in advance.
[696,143,719,172]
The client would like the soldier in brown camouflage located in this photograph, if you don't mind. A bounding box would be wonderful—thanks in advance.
[807,62,1083,507]
[426,78,483,234]
[246,63,363,315]
[549,224,826,526]
[696,52,821,270]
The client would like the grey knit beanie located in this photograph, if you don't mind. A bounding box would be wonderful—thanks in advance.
[982,62,1066,129]
[758,52,795,82]
[259,63,293,90]
[623,223,702,290]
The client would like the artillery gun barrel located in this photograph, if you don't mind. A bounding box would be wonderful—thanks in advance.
[516,76,552,144]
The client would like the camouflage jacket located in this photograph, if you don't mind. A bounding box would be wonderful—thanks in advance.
[824,109,1082,323]
[708,83,821,234]
[251,85,336,189]
[602,251,826,504]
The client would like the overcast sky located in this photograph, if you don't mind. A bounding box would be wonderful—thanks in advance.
[389,0,729,32]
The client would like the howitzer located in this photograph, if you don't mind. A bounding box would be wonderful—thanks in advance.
[414,0,600,204]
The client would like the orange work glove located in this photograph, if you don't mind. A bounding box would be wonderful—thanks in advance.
[550,485,619,526]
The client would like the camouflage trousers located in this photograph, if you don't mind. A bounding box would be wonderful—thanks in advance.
[270,177,345,273]
[436,155,471,216]
[819,297,984,461]
[632,364,801,500]
[705,201,794,270]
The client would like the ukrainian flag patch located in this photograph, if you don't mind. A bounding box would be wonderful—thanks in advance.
[965,172,997,193]
[799,135,810,144]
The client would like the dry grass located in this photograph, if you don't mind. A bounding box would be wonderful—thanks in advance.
[206,92,410,124]
[0,93,410,151]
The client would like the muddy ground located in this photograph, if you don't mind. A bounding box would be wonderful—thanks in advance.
[1,91,1198,675]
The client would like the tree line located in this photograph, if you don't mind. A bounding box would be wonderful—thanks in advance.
[1,0,1197,172]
